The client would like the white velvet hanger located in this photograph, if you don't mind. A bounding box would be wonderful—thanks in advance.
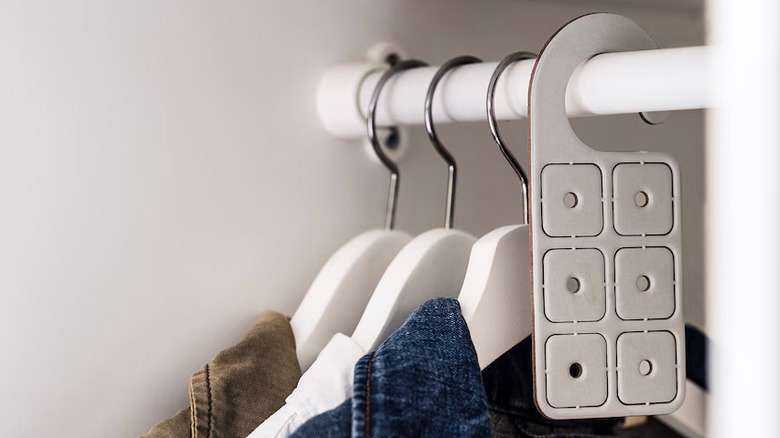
[291,230,410,371]
[351,56,482,353]
[459,224,531,369]
[459,52,536,371]
[289,61,429,371]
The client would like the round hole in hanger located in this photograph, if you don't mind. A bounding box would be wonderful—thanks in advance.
[637,275,651,292]
[639,359,653,376]
[635,191,649,208]
[569,362,583,378]
[564,192,579,209]
[566,277,581,293]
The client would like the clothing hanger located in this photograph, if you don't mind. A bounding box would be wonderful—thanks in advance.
[351,56,481,353]
[459,51,707,435]
[458,52,537,371]
[289,61,426,371]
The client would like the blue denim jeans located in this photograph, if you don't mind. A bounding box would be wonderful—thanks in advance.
[292,297,708,438]
[291,298,492,438]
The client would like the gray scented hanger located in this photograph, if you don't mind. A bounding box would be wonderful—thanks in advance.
[527,13,685,420]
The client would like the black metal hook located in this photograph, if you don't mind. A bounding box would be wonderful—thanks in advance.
[424,55,482,229]
[486,51,537,225]
[366,59,429,230]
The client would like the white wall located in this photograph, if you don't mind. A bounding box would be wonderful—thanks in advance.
[0,1,704,436]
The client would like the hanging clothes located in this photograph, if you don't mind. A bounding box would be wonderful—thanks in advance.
[291,298,492,438]
[249,333,365,437]
[141,311,301,438]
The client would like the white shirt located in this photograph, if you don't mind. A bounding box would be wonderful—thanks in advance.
[247,333,365,438]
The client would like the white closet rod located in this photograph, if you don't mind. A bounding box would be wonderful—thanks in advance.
[317,46,710,137]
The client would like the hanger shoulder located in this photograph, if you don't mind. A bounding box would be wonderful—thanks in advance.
[459,225,531,370]
[658,380,706,438]
[291,229,411,371]
[351,228,476,352]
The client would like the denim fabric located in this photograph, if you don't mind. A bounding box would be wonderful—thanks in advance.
[292,400,352,438]
[293,305,707,438]
[292,298,491,438]
[483,324,709,438]
[483,337,623,438]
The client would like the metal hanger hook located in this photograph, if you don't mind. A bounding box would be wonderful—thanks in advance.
[486,51,537,225]
[367,59,429,230]
[424,55,482,229]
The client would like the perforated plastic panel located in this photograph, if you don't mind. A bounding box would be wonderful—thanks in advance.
[527,13,685,419]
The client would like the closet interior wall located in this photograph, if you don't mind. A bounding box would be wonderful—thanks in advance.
[0,0,704,437]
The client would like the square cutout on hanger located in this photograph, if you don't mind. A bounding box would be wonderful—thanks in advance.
[545,333,608,408]
[543,248,606,323]
[615,247,676,320]
[541,164,604,238]
[617,331,679,405]
[613,163,674,236]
